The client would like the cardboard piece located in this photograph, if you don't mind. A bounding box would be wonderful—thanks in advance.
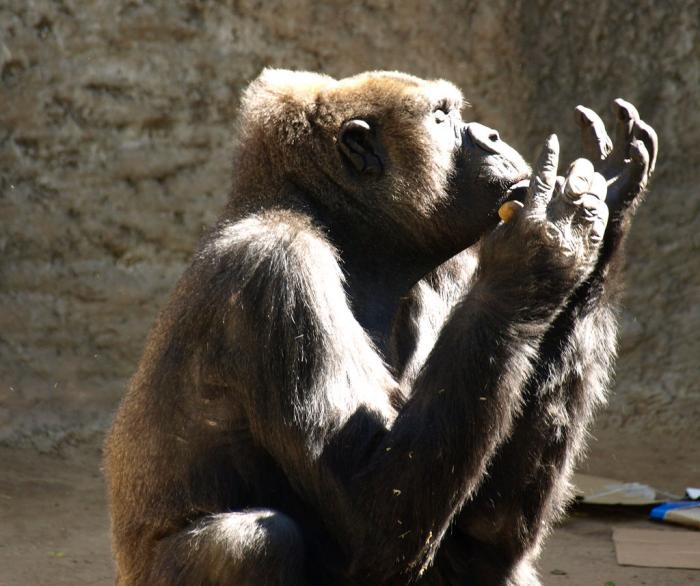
[612,527,700,569]
[651,501,700,530]
[573,473,664,506]
[665,507,700,529]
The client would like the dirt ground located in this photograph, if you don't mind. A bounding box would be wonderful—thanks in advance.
[1,428,698,586]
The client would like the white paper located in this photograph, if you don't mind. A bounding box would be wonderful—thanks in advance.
[686,487,700,500]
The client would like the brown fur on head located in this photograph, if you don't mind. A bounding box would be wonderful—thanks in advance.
[230,68,528,268]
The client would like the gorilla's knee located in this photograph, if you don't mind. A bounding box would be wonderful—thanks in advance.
[221,509,304,566]
[206,509,306,585]
[148,509,306,586]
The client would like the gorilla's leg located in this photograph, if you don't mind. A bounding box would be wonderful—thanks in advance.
[145,509,306,586]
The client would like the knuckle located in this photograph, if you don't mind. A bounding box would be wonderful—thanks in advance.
[578,193,603,212]
[564,173,591,198]
[543,223,567,249]
[534,175,551,191]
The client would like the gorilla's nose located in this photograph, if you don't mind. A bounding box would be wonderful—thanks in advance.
[466,123,501,154]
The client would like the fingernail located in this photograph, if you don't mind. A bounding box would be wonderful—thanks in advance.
[614,98,629,120]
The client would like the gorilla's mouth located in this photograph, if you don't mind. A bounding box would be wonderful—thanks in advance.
[505,178,530,204]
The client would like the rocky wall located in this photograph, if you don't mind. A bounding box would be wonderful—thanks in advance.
[1,0,698,447]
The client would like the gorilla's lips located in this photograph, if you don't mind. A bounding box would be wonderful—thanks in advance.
[505,178,530,204]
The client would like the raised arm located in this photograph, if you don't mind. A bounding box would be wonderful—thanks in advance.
[445,101,658,585]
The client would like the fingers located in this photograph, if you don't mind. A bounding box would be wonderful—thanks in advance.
[578,174,608,242]
[552,159,608,243]
[526,134,559,216]
[608,98,640,167]
[607,138,650,212]
[579,194,609,243]
[577,98,657,181]
[624,139,651,196]
[589,172,607,201]
[575,105,612,162]
[633,118,658,176]
[630,138,650,170]
[554,175,565,194]
[562,158,595,202]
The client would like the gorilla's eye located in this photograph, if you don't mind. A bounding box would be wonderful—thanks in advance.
[434,102,450,124]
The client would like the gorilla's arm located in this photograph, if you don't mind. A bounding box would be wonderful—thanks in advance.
[388,233,621,583]
[210,150,597,581]
[435,102,657,583]
[389,248,480,389]
[389,103,656,584]
[387,242,621,582]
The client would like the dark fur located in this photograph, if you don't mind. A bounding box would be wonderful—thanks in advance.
[105,70,655,585]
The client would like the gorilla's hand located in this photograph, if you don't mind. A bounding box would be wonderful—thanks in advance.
[575,99,657,226]
[524,135,607,278]
[480,135,608,311]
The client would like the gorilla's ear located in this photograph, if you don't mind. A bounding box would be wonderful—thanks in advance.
[338,120,384,178]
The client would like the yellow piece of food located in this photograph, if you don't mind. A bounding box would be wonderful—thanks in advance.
[498,200,523,223]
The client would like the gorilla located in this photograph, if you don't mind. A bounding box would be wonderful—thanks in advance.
[104,69,657,585]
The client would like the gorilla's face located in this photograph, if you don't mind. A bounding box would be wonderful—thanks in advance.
[427,101,531,248]
[333,73,530,263]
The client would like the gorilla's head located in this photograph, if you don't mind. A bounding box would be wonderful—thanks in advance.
[234,69,530,270]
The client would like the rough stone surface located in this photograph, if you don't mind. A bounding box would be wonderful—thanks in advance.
[1,0,698,447]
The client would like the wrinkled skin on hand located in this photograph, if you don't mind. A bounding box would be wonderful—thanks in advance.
[487,99,658,304]
[575,98,658,233]
[480,134,609,312]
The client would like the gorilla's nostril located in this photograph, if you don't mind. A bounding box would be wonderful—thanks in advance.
[466,123,501,154]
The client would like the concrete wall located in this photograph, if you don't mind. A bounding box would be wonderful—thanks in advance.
[1,0,698,447]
